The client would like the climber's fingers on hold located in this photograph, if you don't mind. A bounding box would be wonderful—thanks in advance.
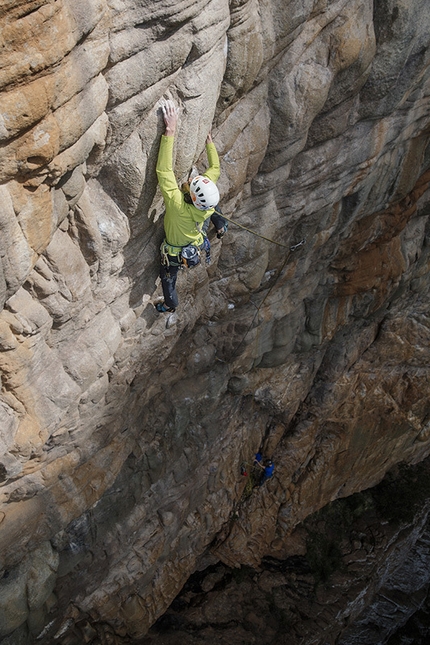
[162,100,180,118]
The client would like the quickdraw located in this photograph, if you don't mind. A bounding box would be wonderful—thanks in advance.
[290,239,306,251]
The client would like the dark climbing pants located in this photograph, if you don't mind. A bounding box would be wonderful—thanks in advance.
[160,256,181,310]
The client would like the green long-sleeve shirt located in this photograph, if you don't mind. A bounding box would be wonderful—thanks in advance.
[156,135,221,249]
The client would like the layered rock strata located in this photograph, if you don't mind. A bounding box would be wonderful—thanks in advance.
[1,0,430,642]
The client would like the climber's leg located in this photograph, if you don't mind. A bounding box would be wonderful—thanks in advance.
[160,260,180,310]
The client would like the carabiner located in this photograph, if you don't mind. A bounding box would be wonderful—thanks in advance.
[290,239,306,252]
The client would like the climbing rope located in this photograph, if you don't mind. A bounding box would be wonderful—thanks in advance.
[221,214,306,252]
[220,216,306,360]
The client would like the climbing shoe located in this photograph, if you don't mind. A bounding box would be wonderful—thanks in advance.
[155,302,175,313]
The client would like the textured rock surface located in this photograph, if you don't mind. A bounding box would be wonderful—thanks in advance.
[144,460,430,645]
[1,0,430,642]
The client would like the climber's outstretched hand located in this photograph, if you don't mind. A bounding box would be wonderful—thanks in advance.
[206,131,213,144]
[162,100,179,136]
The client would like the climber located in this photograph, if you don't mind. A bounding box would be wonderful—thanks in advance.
[259,460,275,486]
[155,99,227,313]
[254,452,264,469]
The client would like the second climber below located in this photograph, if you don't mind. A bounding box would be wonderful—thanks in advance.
[155,99,227,313]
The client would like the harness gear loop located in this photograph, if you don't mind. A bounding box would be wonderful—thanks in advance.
[160,241,170,267]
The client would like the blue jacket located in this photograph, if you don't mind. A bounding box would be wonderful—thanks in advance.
[264,463,274,478]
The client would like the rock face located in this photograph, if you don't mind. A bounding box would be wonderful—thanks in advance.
[144,460,430,645]
[1,0,430,642]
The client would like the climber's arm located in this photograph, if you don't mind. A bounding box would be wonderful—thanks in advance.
[204,131,221,183]
[156,101,183,207]
[156,135,181,202]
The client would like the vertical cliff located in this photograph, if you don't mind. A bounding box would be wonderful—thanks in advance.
[144,459,430,645]
[1,0,430,642]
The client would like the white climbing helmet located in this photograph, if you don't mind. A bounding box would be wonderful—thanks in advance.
[189,176,219,211]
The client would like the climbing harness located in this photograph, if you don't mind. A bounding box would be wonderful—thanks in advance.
[160,240,202,270]
[161,241,181,265]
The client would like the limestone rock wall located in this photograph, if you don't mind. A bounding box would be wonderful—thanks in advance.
[1,0,430,642]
